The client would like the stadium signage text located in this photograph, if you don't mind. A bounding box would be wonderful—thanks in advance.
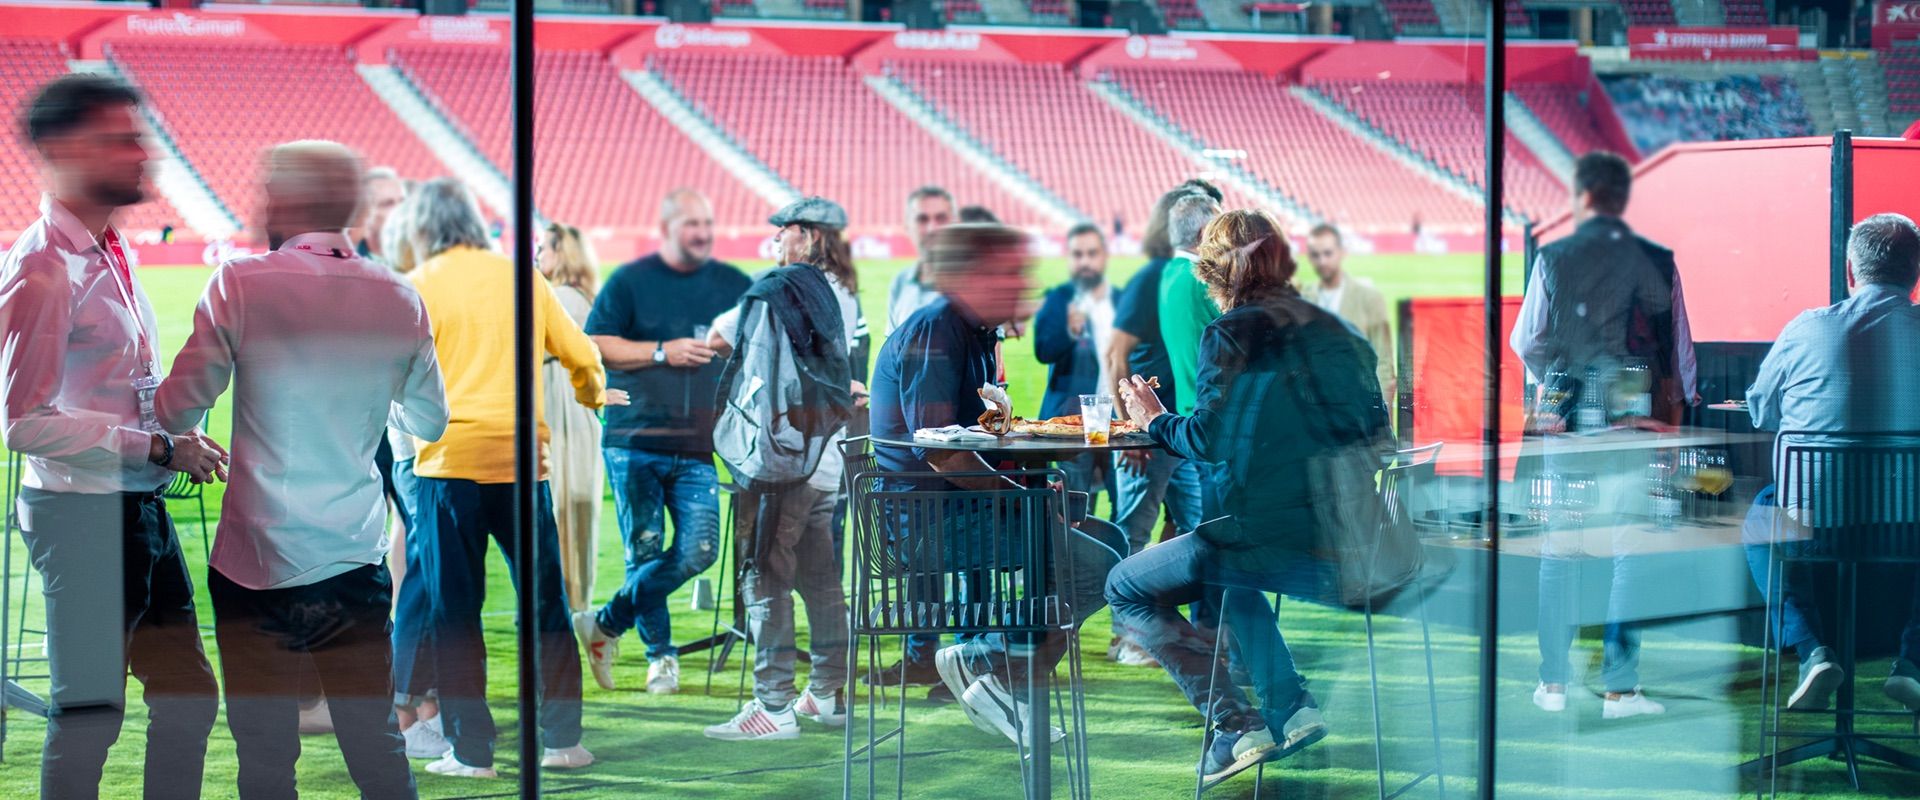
[1627,26,1797,51]
[124,13,247,39]
[891,30,982,51]
[1878,0,1920,23]
[654,24,755,50]
[1124,36,1201,61]
[411,17,503,45]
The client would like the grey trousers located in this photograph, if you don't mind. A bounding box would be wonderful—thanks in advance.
[738,484,850,706]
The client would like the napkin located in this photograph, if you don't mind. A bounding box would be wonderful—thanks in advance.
[977,383,1013,434]
[914,426,998,442]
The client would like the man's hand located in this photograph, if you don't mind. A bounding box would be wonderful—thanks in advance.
[156,432,230,484]
[604,388,632,407]
[663,338,715,368]
[1117,448,1152,474]
[1067,307,1087,337]
[1117,374,1167,429]
[851,379,869,410]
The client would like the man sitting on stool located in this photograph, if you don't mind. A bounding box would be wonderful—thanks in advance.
[1744,212,1920,713]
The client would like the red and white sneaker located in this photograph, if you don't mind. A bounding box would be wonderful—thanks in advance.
[572,611,617,691]
[704,699,800,741]
[794,687,846,726]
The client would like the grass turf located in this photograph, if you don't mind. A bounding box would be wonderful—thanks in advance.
[0,254,1903,798]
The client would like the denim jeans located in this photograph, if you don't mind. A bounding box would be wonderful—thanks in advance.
[17,489,220,800]
[1112,452,1205,557]
[1059,452,1117,520]
[211,563,415,799]
[404,478,582,768]
[1743,483,1920,663]
[1535,555,1644,691]
[738,485,850,706]
[1105,533,1334,732]
[595,446,721,660]
[944,517,1126,685]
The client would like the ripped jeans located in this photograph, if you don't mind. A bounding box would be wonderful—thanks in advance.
[594,447,721,660]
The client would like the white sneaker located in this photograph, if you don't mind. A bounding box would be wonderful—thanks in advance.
[1788,647,1844,711]
[794,687,846,726]
[647,655,680,695]
[958,676,1064,746]
[297,697,333,735]
[401,720,451,759]
[932,644,983,716]
[573,611,618,691]
[1114,639,1159,668]
[1602,689,1667,719]
[424,753,498,778]
[704,699,800,741]
[541,744,595,769]
[1532,683,1567,713]
[424,713,444,735]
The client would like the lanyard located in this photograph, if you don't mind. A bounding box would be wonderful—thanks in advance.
[99,228,153,377]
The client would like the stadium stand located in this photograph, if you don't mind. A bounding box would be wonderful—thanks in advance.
[1600,72,1814,156]
[944,0,988,22]
[1505,0,1530,28]
[1720,0,1768,27]
[390,46,769,230]
[1512,82,1634,161]
[1155,0,1207,28]
[1886,41,1920,120]
[1,38,184,237]
[110,40,442,228]
[1028,0,1073,23]
[889,60,1255,232]
[650,52,1037,231]
[1107,68,1481,231]
[1379,0,1443,33]
[1620,0,1678,25]
[1311,80,1567,222]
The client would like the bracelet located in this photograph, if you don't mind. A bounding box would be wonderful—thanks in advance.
[155,432,175,467]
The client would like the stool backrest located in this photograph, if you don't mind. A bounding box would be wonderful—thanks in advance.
[1776,430,1920,559]
[846,467,1070,635]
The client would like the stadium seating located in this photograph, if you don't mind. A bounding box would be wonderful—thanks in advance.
[1379,0,1443,33]
[1311,80,1567,222]
[1600,72,1814,156]
[650,52,1036,232]
[0,39,184,238]
[890,61,1256,232]
[1886,42,1920,119]
[944,0,988,22]
[390,46,769,231]
[1512,82,1633,162]
[1506,0,1530,28]
[1108,68,1481,231]
[1155,0,1207,28]
[1620,0,1677,25]
[1720,0,1768,26]
[110,40,441,231]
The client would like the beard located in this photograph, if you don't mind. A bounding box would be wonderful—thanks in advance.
[90,179,145,209]
[1072,272,1102,291]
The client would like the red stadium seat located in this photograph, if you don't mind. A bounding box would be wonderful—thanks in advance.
[1108,68,1480,232]
[110,40,441,230]
[390,46,769,232]
[1310,79,1568,223]
[650,52,1034,233]
[1512,83,1635,163]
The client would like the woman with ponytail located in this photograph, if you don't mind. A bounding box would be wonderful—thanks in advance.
[1105,208,1392,789]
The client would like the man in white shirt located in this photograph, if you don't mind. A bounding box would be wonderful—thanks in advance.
[155,141,448,798]
[884,185,954,334]
[0,74,225,800]
[1300,224,1396,405]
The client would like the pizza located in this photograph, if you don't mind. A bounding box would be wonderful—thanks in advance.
[1011,415,1141,438]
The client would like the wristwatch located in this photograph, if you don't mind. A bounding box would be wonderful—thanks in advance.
[652,341,666,364]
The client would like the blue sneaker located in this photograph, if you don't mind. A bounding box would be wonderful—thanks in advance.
[1270,694,1329,760]
[1199,726,1278,791]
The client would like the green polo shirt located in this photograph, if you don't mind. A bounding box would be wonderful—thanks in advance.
[1157,253,1220,415]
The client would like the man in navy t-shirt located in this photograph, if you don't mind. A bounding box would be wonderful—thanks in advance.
[868,224,1123,745]
[573,189,750,696]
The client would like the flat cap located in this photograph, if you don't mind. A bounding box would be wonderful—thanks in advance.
[768,196,848,231]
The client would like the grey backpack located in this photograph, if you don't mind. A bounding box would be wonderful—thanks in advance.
[713,298,831,492]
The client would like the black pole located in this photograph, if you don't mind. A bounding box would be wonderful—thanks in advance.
[511,0,540,796]
[1830,130,1853,304]
[1479,6,1505,799]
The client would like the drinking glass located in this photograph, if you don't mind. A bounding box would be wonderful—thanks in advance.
[1079,393,1112,445]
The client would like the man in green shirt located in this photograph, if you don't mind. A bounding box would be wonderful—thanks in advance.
[1157,192,1223,415]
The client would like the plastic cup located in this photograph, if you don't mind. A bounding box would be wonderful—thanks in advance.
[1080,393,1112,445]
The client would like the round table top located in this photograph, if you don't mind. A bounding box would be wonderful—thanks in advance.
[1706,402,1750,413]
[871,431,1162,458]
